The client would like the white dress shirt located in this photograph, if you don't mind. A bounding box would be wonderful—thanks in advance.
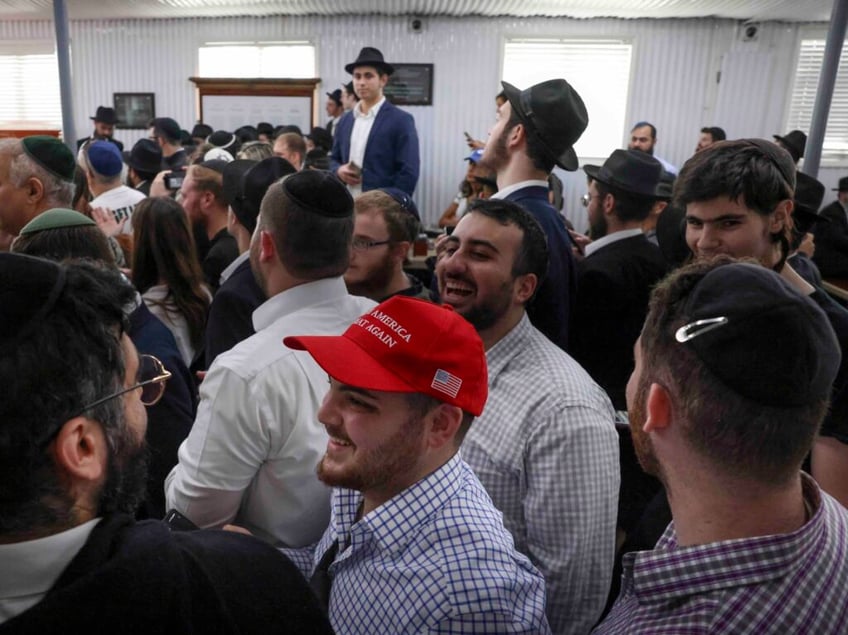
[165,277,375,547]
[0,518,100,624]
[348,97,385,197]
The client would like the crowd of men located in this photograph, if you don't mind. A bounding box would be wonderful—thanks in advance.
[1,43,848,634]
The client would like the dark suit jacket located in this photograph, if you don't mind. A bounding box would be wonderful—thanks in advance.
[205,257,266,368]
[503,185,577,352]
[128,303,197,520]
[0,514,333,634]
[570,234,667,410]
[813,201,848,278]
[330,100,420,195]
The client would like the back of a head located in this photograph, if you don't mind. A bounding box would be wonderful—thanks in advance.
[152,117,182,145]
[0,253,135,533]
[278,132,306,157]
[131,196,203,294]
[12,209,116,265]
[259,171,354,280]
[639,257,839,485]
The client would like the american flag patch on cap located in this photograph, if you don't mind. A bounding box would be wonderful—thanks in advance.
[431,368,462,398]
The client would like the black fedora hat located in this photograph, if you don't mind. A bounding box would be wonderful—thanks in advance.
[832,176,848,192]
[326,89,343,106]
[91,106,118,124]
[793,172,826,234]
[501,79,588,171]
[127,138,162,174]
[345,47,394,75]
[773,130,807,162]
[584,149,663,198]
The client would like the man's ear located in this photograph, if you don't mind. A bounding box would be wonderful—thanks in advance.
[26,177,45,205]
[643,382,671,433]
[390,241,410,264]
[51,417,107,484]
[513,273,538,305]
[425,404,463,450]
[771,199,793,233]
[259,229,276,263]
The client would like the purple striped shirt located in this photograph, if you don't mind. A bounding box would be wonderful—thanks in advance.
[594,474,848,634]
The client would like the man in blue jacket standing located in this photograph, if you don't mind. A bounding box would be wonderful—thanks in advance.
[331,47,420,196]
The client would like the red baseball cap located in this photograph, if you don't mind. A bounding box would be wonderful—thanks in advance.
[284,296,488,415]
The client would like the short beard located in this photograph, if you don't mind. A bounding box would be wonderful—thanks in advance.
[628,375,664,482]
[345,251,398,301]
[479,126,511,173]
[589,211,608,240]
[97,437,150,518]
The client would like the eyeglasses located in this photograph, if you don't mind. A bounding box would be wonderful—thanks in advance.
[581,193,602,207]
[69,354,172,418]
[352,237,392,251]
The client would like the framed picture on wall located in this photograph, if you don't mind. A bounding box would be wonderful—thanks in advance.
[384,64,433,106]
[113,93,155,129]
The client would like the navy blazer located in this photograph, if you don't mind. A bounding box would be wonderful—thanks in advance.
[204,257,266,368]
[330,100,420,195]
[128,303,197,520]
[503,185,577,352]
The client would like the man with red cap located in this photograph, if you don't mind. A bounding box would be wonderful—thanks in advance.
[283,296,551,634]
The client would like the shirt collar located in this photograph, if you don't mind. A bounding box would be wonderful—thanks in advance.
[624,473,825,603]
[584,228,644,258]
[220,250,249,285]
[252,276,349,331]
[491,180,549,201]
[354,97,386,121]
[331,453,465,555]
[0,518,100,599]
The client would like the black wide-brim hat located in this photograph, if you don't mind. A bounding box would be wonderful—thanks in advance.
[91,106,118,124]
[501,79,588,171]
[345,47,394,75]
[584,149,663,198]
[127,138,163,174]
[773,130,807,161]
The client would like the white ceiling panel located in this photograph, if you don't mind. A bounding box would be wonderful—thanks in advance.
[0,0,835,22]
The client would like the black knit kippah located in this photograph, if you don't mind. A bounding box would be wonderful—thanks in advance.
[281,170,353,218]
[0,253,66,348]
[21,136,75,182]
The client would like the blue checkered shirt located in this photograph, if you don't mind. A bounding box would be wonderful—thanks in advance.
[283,454,551,634]
[594,474,848,634]
[461,314,620,634]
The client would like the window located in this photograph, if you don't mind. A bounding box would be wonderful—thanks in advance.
[502,38,632,160]
[0,41,61,125]
[198,41,315,78]
[786,34,848,162]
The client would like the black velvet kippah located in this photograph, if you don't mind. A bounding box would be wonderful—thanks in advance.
[21,136,75,182]
[0,253,66,348]
[281,170,353,218]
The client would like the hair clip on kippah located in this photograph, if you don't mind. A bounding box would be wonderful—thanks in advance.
[675,317,729,343]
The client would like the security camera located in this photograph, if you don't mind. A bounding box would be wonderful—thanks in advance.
[742,21,759,42]
[409,17,425,33]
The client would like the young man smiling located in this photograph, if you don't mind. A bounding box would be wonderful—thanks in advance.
[330,47,420,196]
[677,138,848,507]
[282,295,551,634]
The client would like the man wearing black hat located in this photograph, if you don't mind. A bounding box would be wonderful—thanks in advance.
[331,47,420,196]
[788,171,826,286]
[0,136,76,236]
[0,253,332,633]
[166,171,375,547]
[478,79,586,352]
[595,258,848,634]
[813,176,848,279]
[344,188,433,302]
[642,170,675,245]
[571,149,668,410]
[126,138,163,197]
[774,129,807,164]
[76,105,124,151]
[325,88,343,136]
[204,156,297,366]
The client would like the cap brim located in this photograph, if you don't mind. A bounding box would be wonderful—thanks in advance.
[284,334,417,393]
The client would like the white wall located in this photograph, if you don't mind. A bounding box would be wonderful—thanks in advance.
[1,14,842,230]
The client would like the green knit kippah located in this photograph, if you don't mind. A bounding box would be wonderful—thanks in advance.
[21,136,75,182]
[19,208,96,236]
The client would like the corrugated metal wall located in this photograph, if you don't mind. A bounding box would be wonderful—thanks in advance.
[0,14,841,229]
